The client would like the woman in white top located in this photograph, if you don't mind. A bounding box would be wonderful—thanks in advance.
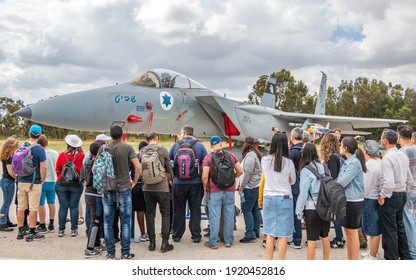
[261,132,296,260]
[362,140,382,260]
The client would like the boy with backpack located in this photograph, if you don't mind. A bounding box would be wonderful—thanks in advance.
[201,136,243,249]
[15,125,46,241]
[141,132,174,253]
[168,125,207,243]
[82,142,104,258]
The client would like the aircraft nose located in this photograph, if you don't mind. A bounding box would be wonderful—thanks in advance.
[14,107,32,119]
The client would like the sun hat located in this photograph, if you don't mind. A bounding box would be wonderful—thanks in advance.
[64,134,82,148]
[95,134,112,141]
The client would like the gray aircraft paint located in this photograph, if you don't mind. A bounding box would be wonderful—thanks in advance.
[15,69,407,144]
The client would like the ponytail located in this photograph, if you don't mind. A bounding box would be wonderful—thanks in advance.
[355,148,367,173]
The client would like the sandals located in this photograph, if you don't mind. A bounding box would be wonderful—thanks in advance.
[78,217,84,225]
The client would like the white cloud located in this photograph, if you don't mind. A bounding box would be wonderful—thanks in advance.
[0,0,415,106]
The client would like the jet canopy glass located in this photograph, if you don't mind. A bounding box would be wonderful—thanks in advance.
[130,69,206,89]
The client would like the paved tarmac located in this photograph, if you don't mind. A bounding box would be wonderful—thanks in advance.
[0,188,377,261]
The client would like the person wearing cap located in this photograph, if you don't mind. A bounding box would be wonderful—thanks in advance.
[168,125,208,243]
[397,125,416,259]
[16,125,47,241]
[361,140,382,260]
[378,129,413,260]
[201,136,243,249]
[82,133,113,235]
[55,134,85,238]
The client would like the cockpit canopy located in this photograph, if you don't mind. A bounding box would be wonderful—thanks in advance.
[130,69,206,89]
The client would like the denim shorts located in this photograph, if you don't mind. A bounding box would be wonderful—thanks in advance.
[362,198,381,236]
[39,182,56,206]
[262,195,294,238]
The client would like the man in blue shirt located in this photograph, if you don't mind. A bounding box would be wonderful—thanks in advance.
[17,125,47,241]
[169,125,207,243]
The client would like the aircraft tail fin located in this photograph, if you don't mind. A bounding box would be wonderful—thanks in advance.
[314,72,327,115]
[260,76,276,108]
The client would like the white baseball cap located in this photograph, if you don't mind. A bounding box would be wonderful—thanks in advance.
[95,134,112,141]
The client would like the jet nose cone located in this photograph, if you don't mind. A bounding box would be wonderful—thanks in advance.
[14,107,32,119]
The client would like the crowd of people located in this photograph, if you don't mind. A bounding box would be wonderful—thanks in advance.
[1,123,416,260]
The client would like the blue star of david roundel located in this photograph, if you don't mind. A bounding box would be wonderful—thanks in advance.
[159,91,174,111]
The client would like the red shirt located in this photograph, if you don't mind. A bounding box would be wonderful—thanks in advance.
[56,152,85,182]
[203,150,239,193]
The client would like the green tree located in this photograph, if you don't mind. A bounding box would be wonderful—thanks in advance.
[0,97,25,136]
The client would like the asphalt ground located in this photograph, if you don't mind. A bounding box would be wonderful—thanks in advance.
[0,185,376,261]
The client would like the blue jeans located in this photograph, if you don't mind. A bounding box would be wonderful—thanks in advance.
[103,188,132,256]
[55,182,83,231]
[403,191,416,259]
[292,186,302,245]
[0,178,15,225]
[241,188,261,239]
[208,191,235,245]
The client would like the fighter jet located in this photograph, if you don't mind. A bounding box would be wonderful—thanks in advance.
[15,69,407,145]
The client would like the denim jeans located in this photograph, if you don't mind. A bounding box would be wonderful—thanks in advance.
[379,192,412,260]
[208,191,235,245]
[172,183,204,240]
[143,191,171,241]
[102,188,132,256]
[241,187,261,239]
[403,191,416,259]
[55,182,83,231]
[292,185,302,245]
[0,178,15,225]
[333,220,344,241]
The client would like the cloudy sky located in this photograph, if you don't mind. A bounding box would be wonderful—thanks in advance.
[1,0,416,105]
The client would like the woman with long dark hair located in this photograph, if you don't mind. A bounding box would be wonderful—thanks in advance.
[55,135,85,237]
[239,137,262,243]
[296,143,331,259]
[261,132,296,260]
[336,136,366,260]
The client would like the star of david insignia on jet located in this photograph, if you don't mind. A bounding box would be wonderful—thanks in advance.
[162,93,171,108]
[159,91,174,111]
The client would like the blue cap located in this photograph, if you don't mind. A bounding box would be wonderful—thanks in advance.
[29,124,42,136]
[210,136,222,146]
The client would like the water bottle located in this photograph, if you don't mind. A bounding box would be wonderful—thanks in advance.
[195,159,200,174]
[240,192,245,203]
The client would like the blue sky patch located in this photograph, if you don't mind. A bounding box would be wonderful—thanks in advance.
[330,26,365,42]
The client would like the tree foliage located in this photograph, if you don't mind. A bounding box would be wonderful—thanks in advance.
[247,70,416,134]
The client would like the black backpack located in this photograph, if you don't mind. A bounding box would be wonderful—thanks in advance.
[210,150,235,189]
[305,164,346,222]
[60,153,80,186]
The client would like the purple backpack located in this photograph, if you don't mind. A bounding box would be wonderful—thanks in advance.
[12,143,38,177]
[173,140,199,180]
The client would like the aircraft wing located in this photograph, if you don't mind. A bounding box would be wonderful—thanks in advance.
[273,112,408,132]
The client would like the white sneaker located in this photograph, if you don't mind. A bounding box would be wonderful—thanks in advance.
[361,251,369,257]
[363,253,379,260]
